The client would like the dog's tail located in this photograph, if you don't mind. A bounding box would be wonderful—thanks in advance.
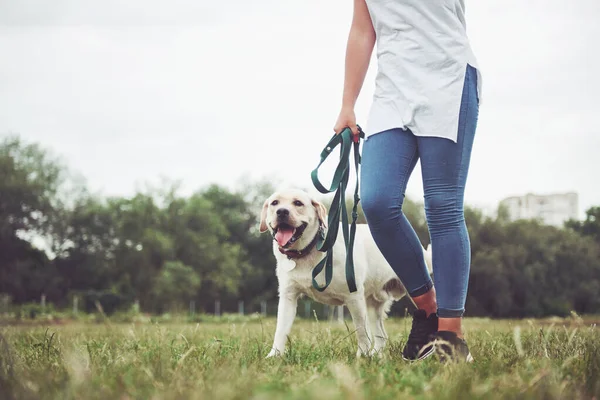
[423,244,433,275]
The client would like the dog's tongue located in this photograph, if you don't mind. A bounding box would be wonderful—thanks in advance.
[275,227,295,247]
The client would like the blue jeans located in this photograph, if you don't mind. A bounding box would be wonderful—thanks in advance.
[360,65,479,318]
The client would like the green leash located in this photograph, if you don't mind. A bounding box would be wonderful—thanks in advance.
[310,126,365,293]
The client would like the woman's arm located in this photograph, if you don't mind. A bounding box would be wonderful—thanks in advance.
[334,0,376,136]
[342,0,376,110]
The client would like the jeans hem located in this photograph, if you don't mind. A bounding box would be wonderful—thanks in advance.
[408,280,434,298]
[437,308,465,318]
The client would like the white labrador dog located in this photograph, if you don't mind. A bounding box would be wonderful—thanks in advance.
[260,188,432,357]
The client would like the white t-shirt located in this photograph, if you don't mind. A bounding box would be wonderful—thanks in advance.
[364,0,482,142]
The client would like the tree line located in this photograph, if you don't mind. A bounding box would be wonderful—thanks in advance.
[1,135,599,318]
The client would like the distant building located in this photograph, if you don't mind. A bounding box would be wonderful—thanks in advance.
[499,192,579,227]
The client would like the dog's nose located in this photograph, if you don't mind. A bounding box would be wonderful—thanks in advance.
[276,208,289,218]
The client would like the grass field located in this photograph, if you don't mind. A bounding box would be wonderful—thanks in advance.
[0,315,599,399]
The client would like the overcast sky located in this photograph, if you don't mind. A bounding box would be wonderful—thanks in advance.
[1,0,599,217]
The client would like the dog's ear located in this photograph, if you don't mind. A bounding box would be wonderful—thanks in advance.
[259,200,269,233]
[311,199,328,229]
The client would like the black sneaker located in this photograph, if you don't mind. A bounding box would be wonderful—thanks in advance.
[432,331,474,363]
[402,310,438,361]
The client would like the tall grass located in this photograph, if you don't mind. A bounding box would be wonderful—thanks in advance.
[0,316,598,399]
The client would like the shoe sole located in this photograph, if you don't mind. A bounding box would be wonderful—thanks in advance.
[402,345,435,362]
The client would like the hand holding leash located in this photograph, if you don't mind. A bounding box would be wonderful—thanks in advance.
[333,108,360,143]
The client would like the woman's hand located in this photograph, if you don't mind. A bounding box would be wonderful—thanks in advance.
[334,107,359,141]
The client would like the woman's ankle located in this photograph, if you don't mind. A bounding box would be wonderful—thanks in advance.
[411,287,437,317]
[438,317,463,338]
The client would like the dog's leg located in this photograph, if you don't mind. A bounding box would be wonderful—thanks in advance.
[345,293,371,357]
[266,288,298,358]
[367,297,389,356]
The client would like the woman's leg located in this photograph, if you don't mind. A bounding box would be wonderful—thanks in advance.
[361,128,441,361]
[417,65,479,336]
[360,128,433,304]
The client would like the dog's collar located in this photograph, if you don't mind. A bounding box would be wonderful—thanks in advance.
[278,223,324,260]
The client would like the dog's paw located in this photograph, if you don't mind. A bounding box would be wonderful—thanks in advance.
[266,349,282,358]
[355,347,385,359]
[369,348,386,358]
[356,347,370,358]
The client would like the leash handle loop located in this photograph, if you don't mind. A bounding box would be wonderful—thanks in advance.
[310,126,364,293]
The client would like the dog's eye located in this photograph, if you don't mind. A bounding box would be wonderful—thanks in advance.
[293,200,304,207]
[271,200,279,206]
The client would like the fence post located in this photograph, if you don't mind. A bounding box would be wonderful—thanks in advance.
[305,301,310,318]
[337,305,344,323]
[326,305,333,321]
[238,301,244,315]
[41,294,46,313]
[261,300,267,316]
[73,296,79,316]
[1,294,9,316]
[189,300,196,317]
[215,300,221,317]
